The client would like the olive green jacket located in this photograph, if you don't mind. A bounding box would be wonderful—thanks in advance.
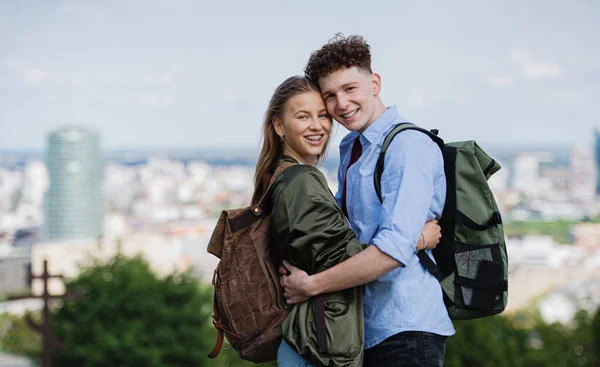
[269,157,365,367]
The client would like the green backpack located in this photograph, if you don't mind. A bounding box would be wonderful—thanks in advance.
[374,123,508,320]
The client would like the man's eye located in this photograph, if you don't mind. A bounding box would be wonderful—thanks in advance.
[347,87,356,92]
[298,115,308,120]
[325,95,334,100]
[319,114,329,119]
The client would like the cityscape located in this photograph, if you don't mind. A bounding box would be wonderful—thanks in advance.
[0,125,599,365]
[1,126,599,317]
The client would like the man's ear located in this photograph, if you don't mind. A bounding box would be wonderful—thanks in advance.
[272,118,284,138]
[371,73,382,96]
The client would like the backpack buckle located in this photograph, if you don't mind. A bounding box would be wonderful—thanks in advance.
[213,317,241,339]
[494,212,502,225]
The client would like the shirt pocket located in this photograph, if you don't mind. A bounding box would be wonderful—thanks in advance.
[350,172,381,226]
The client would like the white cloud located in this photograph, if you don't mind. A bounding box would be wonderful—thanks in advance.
[23,69,48,84]
[487,75,514,87]
[5,58,87,87]
[5,57,28,70]
[510,48,532,65]
[522,63,561,79]
[510,48,562,79]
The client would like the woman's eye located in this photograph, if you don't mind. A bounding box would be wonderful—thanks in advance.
[298,115,308,120]
[319,114,329,119]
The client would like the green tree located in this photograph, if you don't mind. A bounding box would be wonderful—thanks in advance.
[0,312,41,359]
[503,220,576,244]
[522,310,596,367]
[50,253,274,367]
[445,315,529,367]
[592,307,600,363]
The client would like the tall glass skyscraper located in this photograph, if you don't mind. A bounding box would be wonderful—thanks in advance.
[44,127,104,241]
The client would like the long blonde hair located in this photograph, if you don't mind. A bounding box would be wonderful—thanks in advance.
[251,76,332,205]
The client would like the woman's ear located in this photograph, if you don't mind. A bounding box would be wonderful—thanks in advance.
[272,118,284,138]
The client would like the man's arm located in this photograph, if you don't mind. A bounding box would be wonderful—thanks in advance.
[282,131,444,303]
[281,220,440,303]
[281,245,399,303]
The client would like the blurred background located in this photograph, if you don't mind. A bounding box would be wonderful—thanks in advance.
[0,0,599,366]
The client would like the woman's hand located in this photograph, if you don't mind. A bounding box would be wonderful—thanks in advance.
[419,219,441,251]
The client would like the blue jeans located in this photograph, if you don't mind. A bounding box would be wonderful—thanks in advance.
[364,331,448,367]
[277,340,315,367]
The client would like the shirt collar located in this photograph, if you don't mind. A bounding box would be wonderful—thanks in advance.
[361,105,403,145]
[340,105,407,148]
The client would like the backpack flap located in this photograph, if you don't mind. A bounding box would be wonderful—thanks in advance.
[473,141,501,179]
[207,211,228,258]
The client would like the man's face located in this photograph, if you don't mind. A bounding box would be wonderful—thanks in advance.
[318,66,381,133]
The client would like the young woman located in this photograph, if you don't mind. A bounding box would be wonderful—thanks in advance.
[252,76,440,367]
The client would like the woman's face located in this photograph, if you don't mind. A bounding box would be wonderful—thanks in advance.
[273,90,332,166]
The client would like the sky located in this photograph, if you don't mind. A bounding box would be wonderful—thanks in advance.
[1,0,599,152]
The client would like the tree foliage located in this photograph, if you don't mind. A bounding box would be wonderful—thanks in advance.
[446,309,599,367]
[503,220,577,244]
[0,312,41,359]
[3,250,595,366]
[49,253,275,367]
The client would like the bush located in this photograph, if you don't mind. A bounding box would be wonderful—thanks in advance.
[50,253,216,366]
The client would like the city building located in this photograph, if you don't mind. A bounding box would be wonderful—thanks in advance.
[0,246,30,295]
[43,127,104,241]
[512,153,540,198]
[569,146,596,205]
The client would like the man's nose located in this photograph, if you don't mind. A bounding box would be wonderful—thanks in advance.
[336,95,350,111]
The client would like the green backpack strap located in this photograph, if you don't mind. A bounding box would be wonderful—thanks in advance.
[374,123,454,304]
[374,123,445,203]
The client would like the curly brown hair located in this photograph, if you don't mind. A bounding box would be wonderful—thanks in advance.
[304,33,373,86]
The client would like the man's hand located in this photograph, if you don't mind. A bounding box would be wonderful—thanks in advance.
[421,219,441,250]
[279,260,314,304]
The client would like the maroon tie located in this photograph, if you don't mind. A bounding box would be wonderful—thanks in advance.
[342,137,362,218]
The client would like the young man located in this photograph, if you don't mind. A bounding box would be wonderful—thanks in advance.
[280,34,454,367]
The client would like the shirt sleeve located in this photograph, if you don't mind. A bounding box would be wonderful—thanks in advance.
[370,130,443,268]
[270,165,363,274]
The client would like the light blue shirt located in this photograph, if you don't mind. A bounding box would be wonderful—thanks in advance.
[335,105,455,349]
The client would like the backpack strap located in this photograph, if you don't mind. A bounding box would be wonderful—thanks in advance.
[257,161,298,206]
[314,294,328,353]
[226,162,298,234]
[374,123,444,203]
[373,124,453,301]
[207,269,241,359]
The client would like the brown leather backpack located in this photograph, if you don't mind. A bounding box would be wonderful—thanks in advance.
[206,163,294,363]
